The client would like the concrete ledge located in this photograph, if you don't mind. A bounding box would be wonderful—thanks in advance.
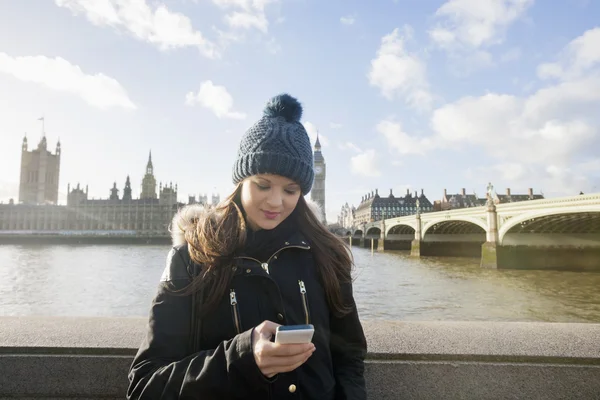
[1,317,599,399]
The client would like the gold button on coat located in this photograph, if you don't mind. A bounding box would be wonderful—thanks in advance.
[288,384,297,393]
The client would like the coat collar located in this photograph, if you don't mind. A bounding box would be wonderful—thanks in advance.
[236,230,311,259]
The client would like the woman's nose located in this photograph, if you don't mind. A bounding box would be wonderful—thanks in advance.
[266,192,283,207]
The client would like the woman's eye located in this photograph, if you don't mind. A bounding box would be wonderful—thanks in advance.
[285,189,298,195]
[256,184,270,191]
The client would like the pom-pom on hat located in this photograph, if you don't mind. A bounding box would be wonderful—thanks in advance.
[232,94,314,194]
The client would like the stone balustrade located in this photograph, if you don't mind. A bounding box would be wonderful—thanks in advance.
[1,317,599,399]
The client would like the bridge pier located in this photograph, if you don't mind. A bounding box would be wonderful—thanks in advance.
[377,221,386,251]
[410,213,422,257]
[481,243,498,269]
[481,201,499,269]
[410,239,421,257]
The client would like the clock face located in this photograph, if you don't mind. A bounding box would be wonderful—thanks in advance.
[315,166,323,175]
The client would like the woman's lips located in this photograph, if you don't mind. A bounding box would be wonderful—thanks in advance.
[263,210,280,219]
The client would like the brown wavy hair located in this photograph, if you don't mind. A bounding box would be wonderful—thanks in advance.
[169,182,354,318]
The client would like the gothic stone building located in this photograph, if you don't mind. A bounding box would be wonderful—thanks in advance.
[1,150,181,236]
[353,189,433,225]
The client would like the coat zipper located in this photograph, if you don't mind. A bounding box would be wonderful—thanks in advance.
[229,289,242,334]
[236,244,310,275]
[298,280,311,324]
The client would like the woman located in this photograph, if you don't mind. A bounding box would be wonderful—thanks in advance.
[127,94,367,399]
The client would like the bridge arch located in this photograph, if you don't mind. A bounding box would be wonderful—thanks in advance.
[422,217,488,240]
[366,227,381,237]
[385,224,415,236]
[499,207,600,244]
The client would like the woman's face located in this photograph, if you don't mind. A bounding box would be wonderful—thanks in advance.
[241,174,302,231]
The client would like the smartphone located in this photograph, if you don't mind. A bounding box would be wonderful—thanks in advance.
[274,324,315,344]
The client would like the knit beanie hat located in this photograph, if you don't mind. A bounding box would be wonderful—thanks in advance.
[232,94,314,194]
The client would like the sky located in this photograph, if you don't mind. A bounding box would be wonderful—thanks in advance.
[1,0,599,222]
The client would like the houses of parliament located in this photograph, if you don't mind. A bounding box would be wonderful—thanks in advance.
[0,132,327,236]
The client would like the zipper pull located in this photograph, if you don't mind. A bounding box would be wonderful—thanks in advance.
[229,289,237,305]
[299,280,306,293]
[261,262,269,274]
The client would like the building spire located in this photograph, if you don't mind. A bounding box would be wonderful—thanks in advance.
[315,131,321,150]
[146,150,154,173]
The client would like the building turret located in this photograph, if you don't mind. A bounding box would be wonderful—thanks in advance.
[110,182,119,201]
[123,175,132,201]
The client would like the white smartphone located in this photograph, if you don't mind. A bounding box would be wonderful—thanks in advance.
[274,324,315,344]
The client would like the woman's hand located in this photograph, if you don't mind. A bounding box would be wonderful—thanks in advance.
[252,320,315,378]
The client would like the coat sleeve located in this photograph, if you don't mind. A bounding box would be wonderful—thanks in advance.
[329,281,368,400]
[127,247,268,400]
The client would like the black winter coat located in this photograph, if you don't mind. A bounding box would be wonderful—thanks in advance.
[127,231,367,399]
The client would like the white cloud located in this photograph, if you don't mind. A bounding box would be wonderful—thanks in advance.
[368,27,434,111]
[351,149,381,177]
[429,0,534,51]
[428,0,533,73]
[431,92,596,165]
[329,122,343,129]
[427,79,600,193]
[211,0,277,33]
[55,0,218,58]
[340,15,355,25]
[537,63,563,80]
[338,142,362,153]
[225,11,268,32]
[382,27,600,195]
[0,52,136,110]
[537,27,600,81]
[303,121,329,147]
[377,119,433,155]
[185,80,246,119]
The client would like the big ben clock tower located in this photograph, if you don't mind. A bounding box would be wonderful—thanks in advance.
[311,134,326,224]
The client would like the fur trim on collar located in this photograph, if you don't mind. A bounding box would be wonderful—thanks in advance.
[169,198,325,247]
[170,203,211,247]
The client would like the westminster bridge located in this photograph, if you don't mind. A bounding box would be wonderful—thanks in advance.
[349,192,600,271]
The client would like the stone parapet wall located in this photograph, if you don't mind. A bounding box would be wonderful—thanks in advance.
[1,317,599,399]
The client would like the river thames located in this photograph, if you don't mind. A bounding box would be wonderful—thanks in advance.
[1,244,599,322]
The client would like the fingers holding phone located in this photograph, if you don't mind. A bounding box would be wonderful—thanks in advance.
[252,321,316,378]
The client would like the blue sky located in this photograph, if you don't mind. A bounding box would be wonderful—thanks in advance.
[1,0,599,221]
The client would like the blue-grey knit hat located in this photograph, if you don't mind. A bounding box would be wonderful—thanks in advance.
[232,94,314,194]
